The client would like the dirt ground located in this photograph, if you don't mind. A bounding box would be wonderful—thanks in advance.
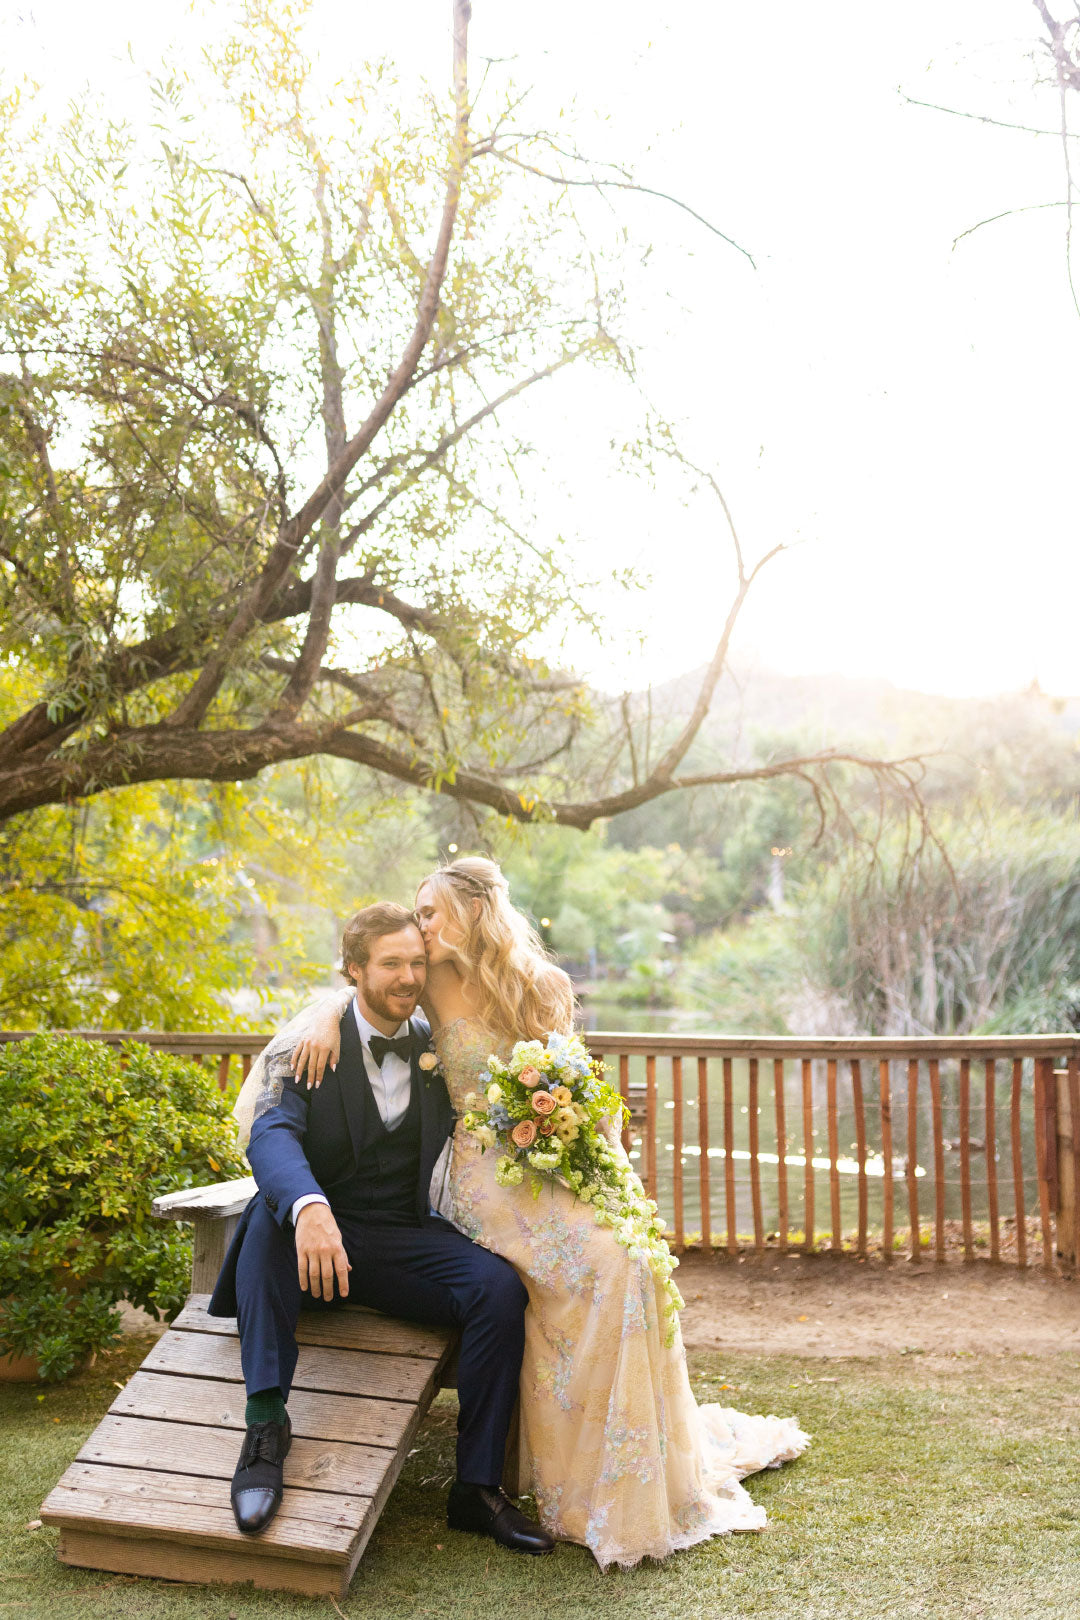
[120,1252,1080,1358]
[676,1250,1080,1358]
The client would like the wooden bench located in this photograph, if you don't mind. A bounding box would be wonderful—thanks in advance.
[40,1178,464,1598]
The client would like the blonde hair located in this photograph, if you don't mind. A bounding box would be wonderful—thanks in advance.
[420,856,575,1042]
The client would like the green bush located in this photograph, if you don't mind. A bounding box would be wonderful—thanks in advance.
[0,1036,248,1380]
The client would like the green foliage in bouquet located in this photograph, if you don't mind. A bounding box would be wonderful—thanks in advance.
[460,1032,685,1342]
[0,1036,248,1380]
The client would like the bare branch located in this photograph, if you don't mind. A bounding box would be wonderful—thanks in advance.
[475,144,757,267]
[337,346,591,554]
[643,540,784,791]
[951,198,1068,248]
[621,692,640,787]
[900,90,1080,139]
[257,655,414,734]
[1033,0,1080,318]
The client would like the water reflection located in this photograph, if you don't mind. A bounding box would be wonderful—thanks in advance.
[659,1145,925,1178]
[581,1004,1040,1240]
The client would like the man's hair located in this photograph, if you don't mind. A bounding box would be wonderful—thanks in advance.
[339,902,419,981]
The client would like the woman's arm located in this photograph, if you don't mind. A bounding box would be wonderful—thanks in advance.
[291,987,352,1088]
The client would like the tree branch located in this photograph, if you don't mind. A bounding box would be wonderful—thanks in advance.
[475,143,757,267]
[163,0,474,734]
[337,344,592,552]
[900,90,1080,140]
[951,198,1069,248]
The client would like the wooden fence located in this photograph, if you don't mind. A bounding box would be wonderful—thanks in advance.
[2,1028,1077,1271]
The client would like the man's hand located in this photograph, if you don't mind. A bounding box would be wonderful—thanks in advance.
[295,1203,351,1300]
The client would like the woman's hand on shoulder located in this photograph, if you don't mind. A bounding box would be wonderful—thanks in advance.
[291,992,347,1089]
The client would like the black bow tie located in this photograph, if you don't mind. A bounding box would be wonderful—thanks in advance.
[368,1033,412,1067]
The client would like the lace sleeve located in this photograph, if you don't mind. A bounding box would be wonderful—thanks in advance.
[232,988,352,1153]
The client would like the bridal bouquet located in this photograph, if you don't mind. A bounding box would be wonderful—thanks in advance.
[460,1032,684,1342]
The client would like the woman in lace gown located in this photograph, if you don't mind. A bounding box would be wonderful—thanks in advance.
[286,857,808,1569]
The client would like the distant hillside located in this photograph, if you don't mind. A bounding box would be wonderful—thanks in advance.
[640,663,1080,758]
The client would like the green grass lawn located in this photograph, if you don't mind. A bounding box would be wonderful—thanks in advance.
[3,1334,1079,1620]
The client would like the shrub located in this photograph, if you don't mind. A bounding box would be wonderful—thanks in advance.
[0,1035,248,1380]
[795,812,1080,1035]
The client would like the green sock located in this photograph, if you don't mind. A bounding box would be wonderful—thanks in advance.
[245,1388,286,1427]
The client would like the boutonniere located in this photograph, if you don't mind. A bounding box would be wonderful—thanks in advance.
[418,1050,442,1080]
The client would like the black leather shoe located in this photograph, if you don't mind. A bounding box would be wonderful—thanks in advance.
[230,1414,292,1535]
[447,1481,555,1554]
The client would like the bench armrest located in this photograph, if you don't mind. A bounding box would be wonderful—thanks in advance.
[152,1177,257,1222]
[152,1177,257,1294]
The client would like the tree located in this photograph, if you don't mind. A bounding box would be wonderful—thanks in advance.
[904,3,1080,305]
[0,0,924,842]
[1031,1,1080,312]
[0,772,339,1029]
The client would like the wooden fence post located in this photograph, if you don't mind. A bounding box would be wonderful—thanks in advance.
[1056,1064,1079,1269]
[1035,1058,1057,1270]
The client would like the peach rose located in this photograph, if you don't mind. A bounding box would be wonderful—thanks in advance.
[519,1065,542,1089]
[511,1119,538,1148]
[530,1090,557,1116]
[538,1118,556,1136]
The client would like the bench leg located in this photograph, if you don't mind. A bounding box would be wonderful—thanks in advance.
[191,1213,240,1294]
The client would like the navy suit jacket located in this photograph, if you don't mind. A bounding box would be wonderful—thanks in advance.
[208,1007,453,1316]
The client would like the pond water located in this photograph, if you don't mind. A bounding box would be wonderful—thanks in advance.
[578,1001,1040,1244]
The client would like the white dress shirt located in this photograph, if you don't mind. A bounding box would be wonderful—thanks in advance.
[290,1000,413,1227]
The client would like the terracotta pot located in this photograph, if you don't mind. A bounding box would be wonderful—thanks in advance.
[0,1346,43,1382]
[0,1282,95,1381]
[0,1345,94,1382]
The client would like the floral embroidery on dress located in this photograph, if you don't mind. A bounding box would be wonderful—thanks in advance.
[533,1328,577,1413]
[584,1499,612,1555]
[599,1417,662,1485]
[510,1203,600,1301]
[621,1265,651,1339]
[674,1489,715,1533]
[444,1131,491,1245]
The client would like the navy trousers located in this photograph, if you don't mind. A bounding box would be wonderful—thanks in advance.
[233,1201,528,1488]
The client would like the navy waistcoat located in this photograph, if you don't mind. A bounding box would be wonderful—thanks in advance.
[331,1033,424,1225]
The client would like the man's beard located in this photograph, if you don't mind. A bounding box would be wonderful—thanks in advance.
[361,978,420,1025]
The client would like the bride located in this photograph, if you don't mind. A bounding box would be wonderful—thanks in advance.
[242,856,808,1568]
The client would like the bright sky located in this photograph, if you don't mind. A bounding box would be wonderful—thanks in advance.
[6,0,1079,700]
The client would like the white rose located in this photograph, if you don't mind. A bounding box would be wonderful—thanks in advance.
[486,1082,502,1104]
[474,1125,496,1150]
[418,1051,439,1071]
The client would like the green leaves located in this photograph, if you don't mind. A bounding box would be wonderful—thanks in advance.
[0,1035,248,1379]
[0,0,634,831]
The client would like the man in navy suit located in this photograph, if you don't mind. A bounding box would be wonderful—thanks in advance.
[209,902,552,1554]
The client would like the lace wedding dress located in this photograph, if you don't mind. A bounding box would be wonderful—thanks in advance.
[437,1018,809,1569]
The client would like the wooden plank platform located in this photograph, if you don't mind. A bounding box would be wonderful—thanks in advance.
[41,1294,457,1598]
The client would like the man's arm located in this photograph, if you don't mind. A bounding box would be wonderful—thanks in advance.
[246,1079,324,1223]
[245,1074,350,1300]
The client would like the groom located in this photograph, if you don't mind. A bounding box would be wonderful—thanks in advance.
[208,901,553,1554]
